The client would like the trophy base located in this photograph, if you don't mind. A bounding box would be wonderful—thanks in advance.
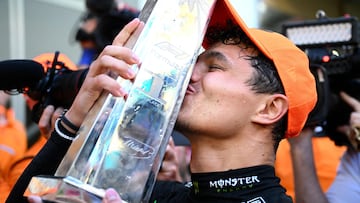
[25,175,110,203]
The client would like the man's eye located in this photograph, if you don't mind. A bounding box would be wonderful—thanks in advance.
[209,65,222,71]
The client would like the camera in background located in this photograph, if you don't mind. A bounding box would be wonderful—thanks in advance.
[282,10,360,147]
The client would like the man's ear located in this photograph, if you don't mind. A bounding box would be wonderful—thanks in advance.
[251,94,288,125]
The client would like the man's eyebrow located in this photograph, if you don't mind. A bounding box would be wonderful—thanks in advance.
[201,50,229,63]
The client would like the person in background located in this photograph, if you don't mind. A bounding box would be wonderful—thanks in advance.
[274,130,346,200]
[74,12,98,69]
[73,0,139,69]
[326,92,360,202]
[0,91,27,203]
[159,130,191,183]
[289,91,360,203]
[0,53,77,202]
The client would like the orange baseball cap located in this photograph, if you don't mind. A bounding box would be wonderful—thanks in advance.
[203,0,317,138]
[33,52,78,72]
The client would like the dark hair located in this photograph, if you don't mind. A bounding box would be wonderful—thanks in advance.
[86,0,116,16]
[205,21,287,149]
[74,8,139,58]
[75,12,97,42]
[94,8,139,53]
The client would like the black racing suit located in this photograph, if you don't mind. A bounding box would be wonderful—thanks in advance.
[150,165,292,203]
[6,130,292,203]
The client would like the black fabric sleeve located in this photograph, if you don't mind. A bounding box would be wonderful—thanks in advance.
[6,131,73,203]
[149,181,190,203]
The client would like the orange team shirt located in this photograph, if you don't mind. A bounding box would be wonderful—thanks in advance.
[275,136,346,200]
[0,108,27,177]
[7,136,47,186]
[0,108,27,203]
[0,135,47,202]
[0,175,11,203]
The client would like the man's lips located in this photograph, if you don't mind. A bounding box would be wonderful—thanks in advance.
[186,85,196,95]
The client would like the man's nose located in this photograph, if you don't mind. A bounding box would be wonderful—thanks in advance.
[190,63,204,83]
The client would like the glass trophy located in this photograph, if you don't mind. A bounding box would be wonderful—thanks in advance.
[25,0,216,202]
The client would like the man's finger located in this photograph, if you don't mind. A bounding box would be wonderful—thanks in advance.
[340,91,360,112]
[112,18,142,47]
[52,107,64,126]
[103,188,123,203]
[38,105,55,134]
[27,195,43,203]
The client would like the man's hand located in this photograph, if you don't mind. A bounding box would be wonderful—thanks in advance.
[340,91,360,150]
[102,188,123,203]
[65,18,143,128]
[37,105,64,139]
[27,188,123,203]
